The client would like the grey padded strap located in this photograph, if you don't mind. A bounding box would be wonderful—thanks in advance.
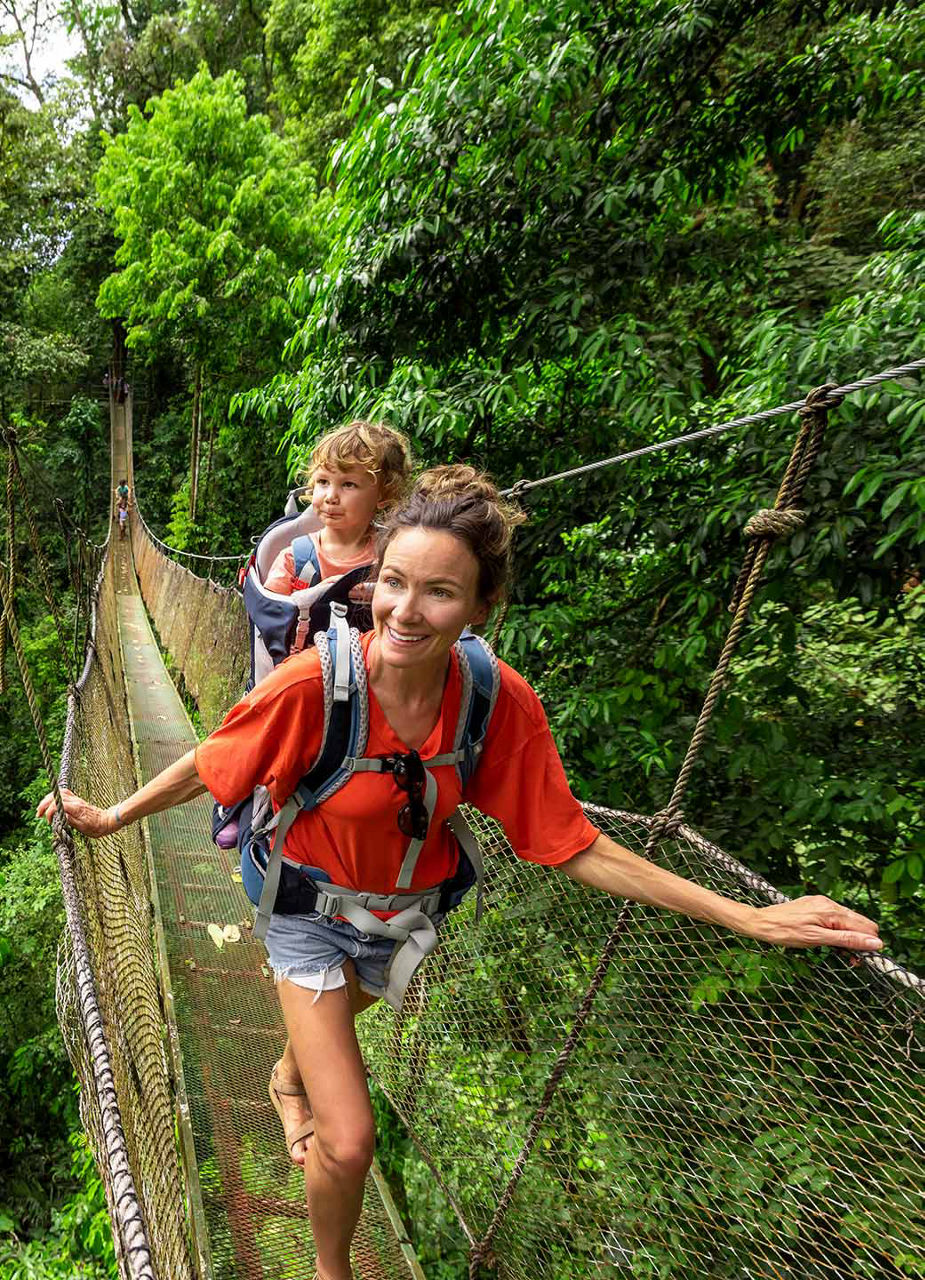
[381,930,436,1011]
[312,884,442,917]
[333,900,439,1011]
[253,795,303,940]
[330,602,350,702]
[447,809,486,922]
[394,768,439,889]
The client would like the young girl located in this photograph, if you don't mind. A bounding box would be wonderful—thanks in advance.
[264,420,411,598]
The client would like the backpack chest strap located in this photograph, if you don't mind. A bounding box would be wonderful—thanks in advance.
[344,753,469,890]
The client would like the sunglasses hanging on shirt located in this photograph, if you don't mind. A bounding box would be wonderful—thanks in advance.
[381,750,429,840]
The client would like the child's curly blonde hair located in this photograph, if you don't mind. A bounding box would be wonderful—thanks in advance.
[300,420,412,506]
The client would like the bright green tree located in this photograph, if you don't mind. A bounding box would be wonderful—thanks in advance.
[96,64,321,519]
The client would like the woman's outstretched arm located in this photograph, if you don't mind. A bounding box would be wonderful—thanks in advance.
[560,831,882,952]
[36,747,207,838]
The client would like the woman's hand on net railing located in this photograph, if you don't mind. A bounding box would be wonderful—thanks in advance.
[36,788,119,838]
[746,897,882,952]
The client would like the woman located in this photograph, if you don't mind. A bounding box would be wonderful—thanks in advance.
[39,473,882,1280]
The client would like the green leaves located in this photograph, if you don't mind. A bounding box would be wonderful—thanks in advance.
[96,66,319,380]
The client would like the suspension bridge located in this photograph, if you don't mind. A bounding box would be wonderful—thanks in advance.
[6,377,925,1279]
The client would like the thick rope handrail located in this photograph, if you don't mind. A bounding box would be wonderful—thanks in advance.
[134,504,249,565]
[500,357,925,498]
[583,804,925,996]
[0,548,155,1280]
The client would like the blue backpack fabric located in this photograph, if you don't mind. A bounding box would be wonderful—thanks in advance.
[240,510,374,688]
[213,497,373,850]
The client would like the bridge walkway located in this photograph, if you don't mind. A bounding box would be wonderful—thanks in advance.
[110,400,422,1280]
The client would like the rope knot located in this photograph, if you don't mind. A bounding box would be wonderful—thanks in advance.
[469,1242,497,1278]
[508,478,530,498]
[649,807,684,843]
[743,508,806,540]
[800,383,842,416]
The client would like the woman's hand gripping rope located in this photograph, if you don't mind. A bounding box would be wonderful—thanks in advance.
[36,787,122,837]
[36,748,207,838]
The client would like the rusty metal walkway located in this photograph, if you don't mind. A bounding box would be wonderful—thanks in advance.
[110,403,423,1280]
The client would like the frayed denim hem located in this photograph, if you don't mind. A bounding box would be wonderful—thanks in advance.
[273,962,347,1004]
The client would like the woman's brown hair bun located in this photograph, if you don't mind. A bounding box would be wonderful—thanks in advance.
[377,465,525,604]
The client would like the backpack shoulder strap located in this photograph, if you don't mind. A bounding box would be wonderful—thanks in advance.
[452,631,501,789]
[292,534,320,584]
[253,607,368,939]
[297,604,367,805]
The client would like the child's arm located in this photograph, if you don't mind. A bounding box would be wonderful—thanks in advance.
[264,545,299,595]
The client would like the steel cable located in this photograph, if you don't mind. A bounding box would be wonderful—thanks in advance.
[500,357,925,498]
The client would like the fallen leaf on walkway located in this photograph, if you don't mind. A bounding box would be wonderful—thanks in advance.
[207,923,225,950]
[222,924,241,943]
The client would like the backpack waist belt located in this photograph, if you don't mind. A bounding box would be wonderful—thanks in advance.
[310,883,442,1011]
[267,866,445,1010]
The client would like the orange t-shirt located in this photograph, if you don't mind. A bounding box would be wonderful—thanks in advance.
[264,533,375,595]
[195,632,598,895]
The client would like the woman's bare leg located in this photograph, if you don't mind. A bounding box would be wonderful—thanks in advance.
[276,985,379,1165]
[277,966,378,1280]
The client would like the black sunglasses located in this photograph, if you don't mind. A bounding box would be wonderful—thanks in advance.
[383,750,429,841]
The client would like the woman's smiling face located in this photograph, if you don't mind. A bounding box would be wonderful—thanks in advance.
[373,527,489,669]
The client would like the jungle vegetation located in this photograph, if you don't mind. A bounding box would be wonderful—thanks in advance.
[0,0,922,1273]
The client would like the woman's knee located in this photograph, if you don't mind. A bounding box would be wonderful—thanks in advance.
[313,1117,375,1181]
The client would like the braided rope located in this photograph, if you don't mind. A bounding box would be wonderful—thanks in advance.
[647,384,837,851]
[501,357,925,498]
[0,553,155,1279]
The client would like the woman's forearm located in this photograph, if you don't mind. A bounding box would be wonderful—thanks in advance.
[37,747,208,837]
[559,832,882,951]
[113,748,207,827]
[561,832,754,932]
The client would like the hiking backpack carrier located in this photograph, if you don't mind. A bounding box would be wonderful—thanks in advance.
[213,492,500,1008]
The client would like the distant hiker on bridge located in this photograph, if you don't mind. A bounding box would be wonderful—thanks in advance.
[38,469,883,1280]
[115,478,130,509]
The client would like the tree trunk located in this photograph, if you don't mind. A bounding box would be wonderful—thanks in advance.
[189,365,202,522]
[202,408,217,515]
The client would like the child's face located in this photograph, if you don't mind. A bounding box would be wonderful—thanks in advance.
[311,464,381,539]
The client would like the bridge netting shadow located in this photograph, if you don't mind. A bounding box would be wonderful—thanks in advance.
[51,394,924,1280]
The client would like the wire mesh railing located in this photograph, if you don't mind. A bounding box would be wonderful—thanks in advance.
[132,512,249,734]
[54,546,195,1280]
[358,806,924,1278]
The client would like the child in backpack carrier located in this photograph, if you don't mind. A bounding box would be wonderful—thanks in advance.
[214,422,411,852]
[264,420,411,607]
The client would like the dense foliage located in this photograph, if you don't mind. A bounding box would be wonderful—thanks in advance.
[1,0,923,1272]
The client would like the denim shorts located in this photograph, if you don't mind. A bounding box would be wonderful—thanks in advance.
[263,910,397,1000]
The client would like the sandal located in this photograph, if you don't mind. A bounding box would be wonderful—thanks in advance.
[268,1060,315,1161]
